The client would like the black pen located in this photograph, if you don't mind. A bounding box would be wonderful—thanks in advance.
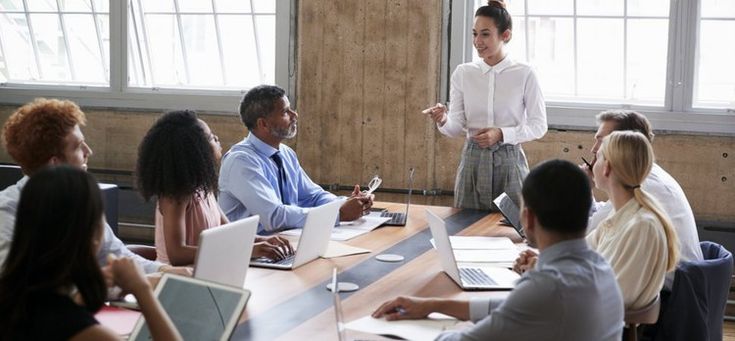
[581,157,592,169]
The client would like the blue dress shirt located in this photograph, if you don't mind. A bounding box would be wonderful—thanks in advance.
[218,133,338,233]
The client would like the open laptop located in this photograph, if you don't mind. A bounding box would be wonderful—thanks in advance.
[129,274,250,341]
[493,192,525,238]
[250,199,342,269]
[194,215,259,288]
[380,168,415,226]
[426,209,519,290]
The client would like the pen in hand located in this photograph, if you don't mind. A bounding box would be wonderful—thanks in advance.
[581,156,592,169]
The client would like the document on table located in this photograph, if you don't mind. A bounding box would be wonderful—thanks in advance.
[345,313,461,340]
[280,216,391,241]
[96,305,141,336]
[430,236,520,263]
[322,241,371,258]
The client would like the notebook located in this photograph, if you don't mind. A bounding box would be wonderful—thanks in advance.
[250,199,342,269]
[128,274,250,341]
[426,209,519,290]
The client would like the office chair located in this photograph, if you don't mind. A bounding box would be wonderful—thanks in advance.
[652,241,733,341]
[624,295,660,341]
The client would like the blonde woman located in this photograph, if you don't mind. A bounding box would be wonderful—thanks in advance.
[588,130,679,309]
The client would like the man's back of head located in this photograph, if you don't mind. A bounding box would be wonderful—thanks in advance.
[238,85,286,130]
[522,159,592,238]
[596,109,654,143]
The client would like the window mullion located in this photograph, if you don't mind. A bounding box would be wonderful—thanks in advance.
[573,0,578,97]
[210,0,227,85]
[132,0,154,85]
[623,1,628,101]
[249,0,264,83]
[172,0,191,84]
[55,0,76,80]
[20,0,44,79]
[109,0,125,92]
[90,0,109,83]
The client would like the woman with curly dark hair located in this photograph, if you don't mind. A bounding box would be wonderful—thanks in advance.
[0,166,180,341]
[136,110,292,266]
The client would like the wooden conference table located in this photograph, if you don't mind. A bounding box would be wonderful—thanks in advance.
[230,202,524,341]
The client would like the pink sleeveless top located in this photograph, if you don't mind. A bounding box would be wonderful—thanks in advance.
[154,191,222,264]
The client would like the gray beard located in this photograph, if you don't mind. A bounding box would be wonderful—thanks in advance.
[271,122,298,140]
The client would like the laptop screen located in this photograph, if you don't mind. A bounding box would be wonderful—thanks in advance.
[405,168,415,212]
[493,193,524,238]
[130,274,250,341]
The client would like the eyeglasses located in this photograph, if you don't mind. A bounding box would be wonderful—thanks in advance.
[362,175,382,196]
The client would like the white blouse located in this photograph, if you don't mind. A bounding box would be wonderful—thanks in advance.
[587,198,669,310]
[438,57,548,145]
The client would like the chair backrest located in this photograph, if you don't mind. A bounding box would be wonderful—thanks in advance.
[0,164,23,191]
[654,241,733,341]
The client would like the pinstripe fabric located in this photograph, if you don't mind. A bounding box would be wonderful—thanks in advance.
[454,140,529,210]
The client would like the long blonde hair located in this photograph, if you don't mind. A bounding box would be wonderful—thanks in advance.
[601,131,680,271]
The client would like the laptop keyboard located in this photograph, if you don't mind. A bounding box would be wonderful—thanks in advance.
[256,254,295,265]
[381,211,406,224]
[460,268,497,286]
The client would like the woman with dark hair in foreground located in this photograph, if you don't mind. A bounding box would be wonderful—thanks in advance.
[0,166,180,341]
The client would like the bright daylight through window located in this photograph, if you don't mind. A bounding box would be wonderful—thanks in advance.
[471,0,671,107]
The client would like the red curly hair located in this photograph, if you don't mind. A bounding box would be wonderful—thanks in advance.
[2,98,86,175]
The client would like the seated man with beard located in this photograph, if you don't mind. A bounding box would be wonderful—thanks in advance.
[218,85,373,233]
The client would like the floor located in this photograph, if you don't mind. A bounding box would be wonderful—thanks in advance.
[726,320,735,339]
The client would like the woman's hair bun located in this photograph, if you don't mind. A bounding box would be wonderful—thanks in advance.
[487,0,507,9]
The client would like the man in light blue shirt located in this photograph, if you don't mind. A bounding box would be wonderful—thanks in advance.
[219,85,372,233]
[372,160,624,341]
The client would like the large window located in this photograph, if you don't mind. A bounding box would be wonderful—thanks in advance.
[0,0,292,111]
[695,0,735,108]
[448,0,735,133]
[0,0,110,85]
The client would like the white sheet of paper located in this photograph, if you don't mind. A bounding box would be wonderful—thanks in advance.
[345,313,460,340]
[453,248,520,263]
[281,216,391,241]
[430,236,516,250]
[322,241,371,258]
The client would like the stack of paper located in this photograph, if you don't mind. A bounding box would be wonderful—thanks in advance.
[431,236,520,265]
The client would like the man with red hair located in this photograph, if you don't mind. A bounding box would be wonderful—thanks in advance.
[0,98,186,276]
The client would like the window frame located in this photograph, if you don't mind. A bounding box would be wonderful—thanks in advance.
[444,0,735,135]
[0,0,295,113]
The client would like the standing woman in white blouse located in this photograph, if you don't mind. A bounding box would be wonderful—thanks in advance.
[424,0,547,209]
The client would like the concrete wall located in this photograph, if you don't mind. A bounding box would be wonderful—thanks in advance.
[0,0,732,223]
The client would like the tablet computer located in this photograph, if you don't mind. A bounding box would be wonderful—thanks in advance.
[129,274,250,341]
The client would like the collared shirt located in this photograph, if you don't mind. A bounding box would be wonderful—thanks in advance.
[588,163,703,289]
[587,198,669,310]
[218,133,338,233]
[0,177,162,274]
[438,57,547,145]
[436,239,624,341]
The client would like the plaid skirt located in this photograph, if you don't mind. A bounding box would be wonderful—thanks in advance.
[454,140,529,210]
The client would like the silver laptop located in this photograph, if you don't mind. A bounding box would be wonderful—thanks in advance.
[493,192,525,238]
[426,209,519,290]
[250,199,342,269]
[129,274,250,341]
[193,215,259,288]
[381,168,415,226]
